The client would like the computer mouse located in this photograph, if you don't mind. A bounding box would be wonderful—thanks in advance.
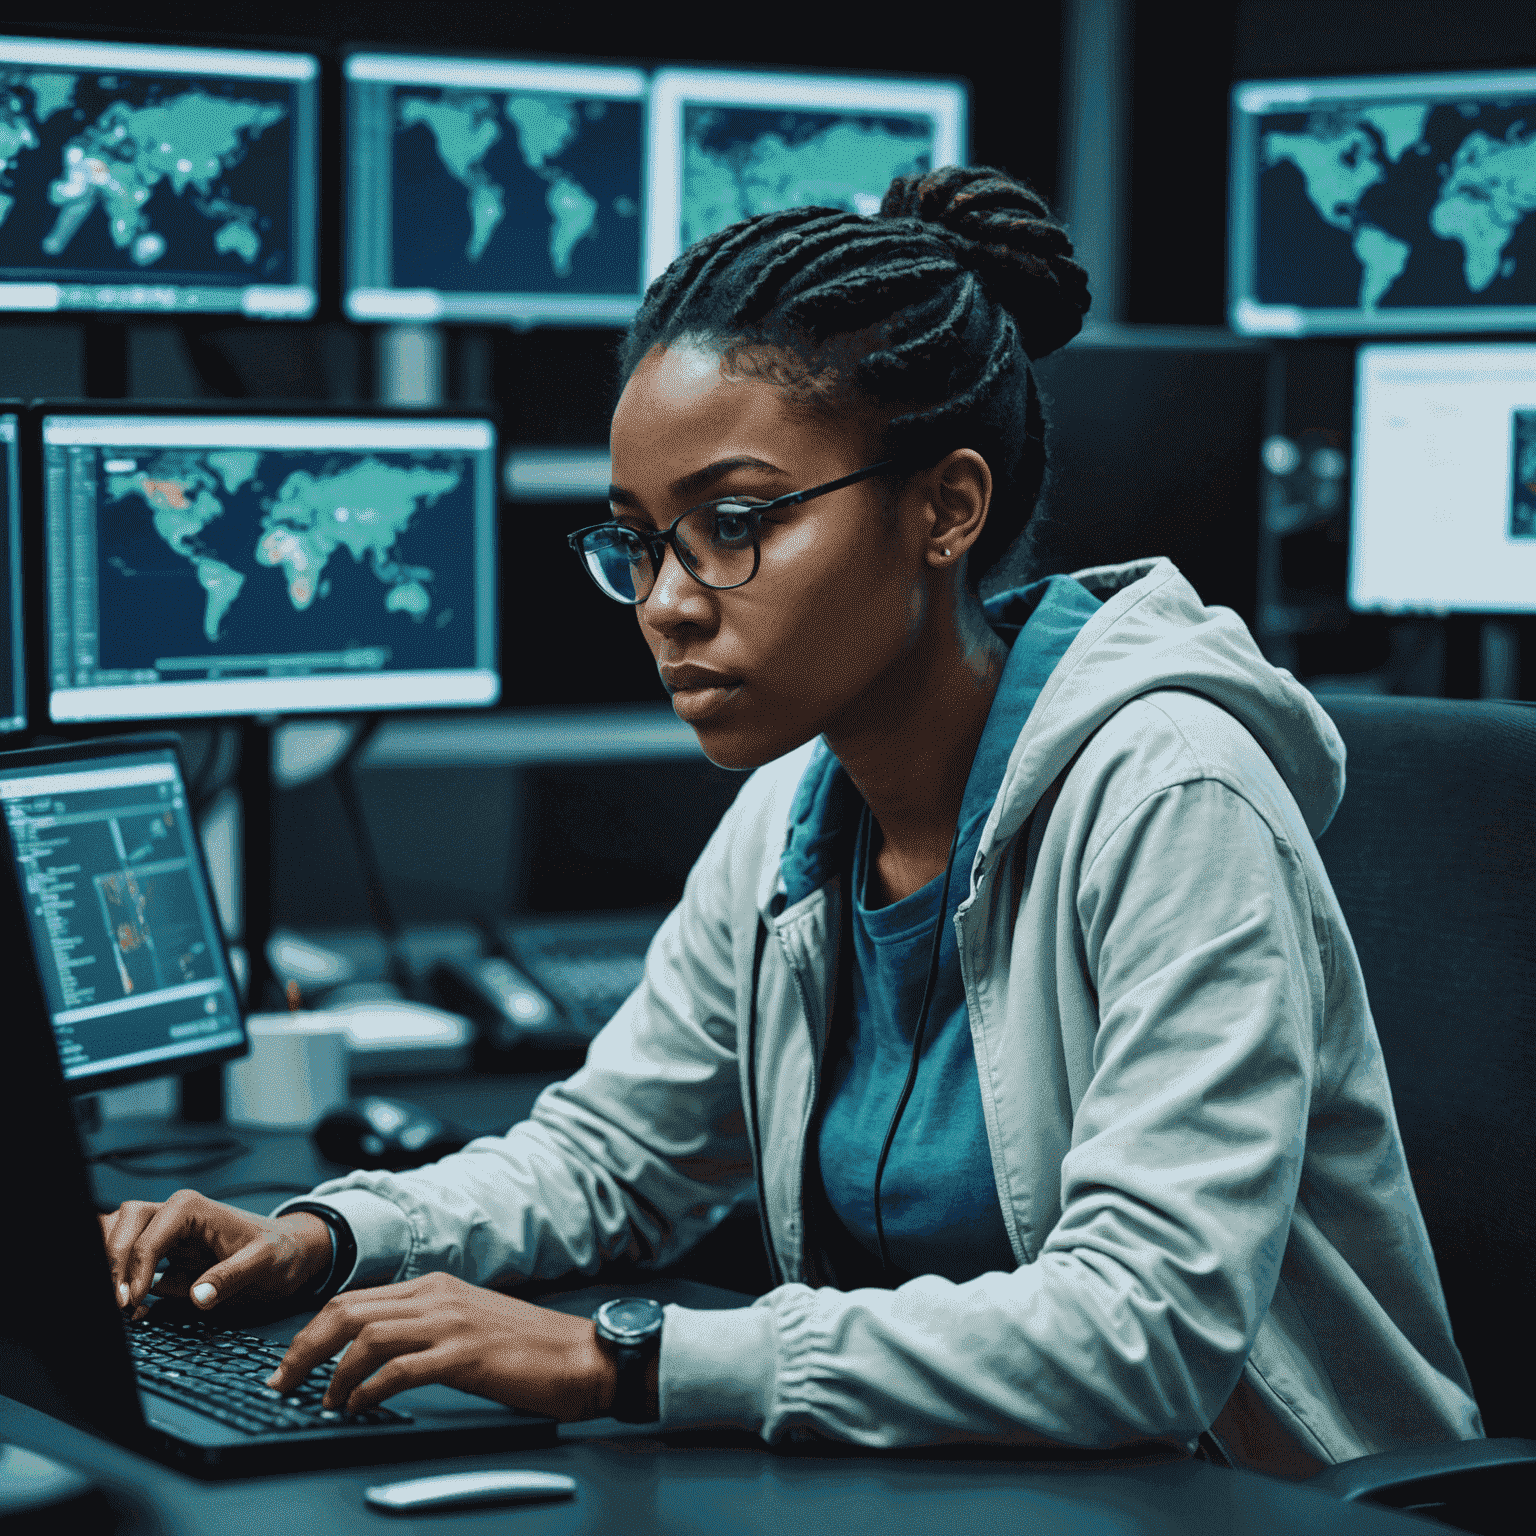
[312,1096,471,1171]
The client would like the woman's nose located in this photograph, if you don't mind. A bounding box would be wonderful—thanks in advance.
[642,541,717,632]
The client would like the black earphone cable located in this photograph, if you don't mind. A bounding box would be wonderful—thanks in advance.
[871,812,964,1280]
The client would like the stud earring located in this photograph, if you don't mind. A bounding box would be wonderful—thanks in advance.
[941,547,950,558]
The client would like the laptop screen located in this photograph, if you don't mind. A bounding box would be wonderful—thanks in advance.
[0,742,246,1092]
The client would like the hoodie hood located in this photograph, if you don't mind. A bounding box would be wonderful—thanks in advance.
[977,557,1347,863]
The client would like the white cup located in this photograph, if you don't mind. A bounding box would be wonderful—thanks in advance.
[224,1013,351,1129]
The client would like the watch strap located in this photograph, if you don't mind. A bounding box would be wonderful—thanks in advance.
[608,1340,657,1424]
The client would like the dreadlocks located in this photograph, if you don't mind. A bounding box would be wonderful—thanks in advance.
[617,165,1091,588]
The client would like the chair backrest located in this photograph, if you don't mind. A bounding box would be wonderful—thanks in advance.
[1313,695,1536,1440]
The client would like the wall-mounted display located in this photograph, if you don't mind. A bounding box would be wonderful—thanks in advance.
[346,54,648,327]
[0,34,318,318]
[646,68,969,285]
[1231,71,1536,336]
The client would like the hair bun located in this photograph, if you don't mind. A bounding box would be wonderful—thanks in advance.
[879,165,1090,359]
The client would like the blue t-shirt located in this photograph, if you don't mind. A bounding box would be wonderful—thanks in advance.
[781,575,1103,1284]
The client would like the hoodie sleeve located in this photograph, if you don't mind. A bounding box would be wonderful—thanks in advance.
[279,771,761,1291]
[658,772,1322,1448]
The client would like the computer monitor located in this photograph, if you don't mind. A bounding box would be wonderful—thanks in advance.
[645,68,969,285]
[0,34,318,319]
[0,410,23,733]
[1351,342,1536,614]
[345,53,647,326]
[42,409,500,721]
[1230,70,1536,336]
[0,736,247,1094]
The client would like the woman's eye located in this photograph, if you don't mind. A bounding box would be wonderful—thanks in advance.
[710,507,756,546]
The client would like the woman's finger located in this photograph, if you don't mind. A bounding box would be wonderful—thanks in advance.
[185,1233,289,1309]
[344,1348,445,1415]
[100,1201,162,1308]
[119,1193,210,1308]
[269,1294,392,1390]
[322,1318,434,1409]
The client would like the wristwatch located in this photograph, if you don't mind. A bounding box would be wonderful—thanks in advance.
[591,1297,664,1423]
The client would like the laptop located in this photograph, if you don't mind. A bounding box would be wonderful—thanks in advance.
[0,733,557,1476]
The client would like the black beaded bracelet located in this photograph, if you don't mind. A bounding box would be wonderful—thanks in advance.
[281,1201,358,1305]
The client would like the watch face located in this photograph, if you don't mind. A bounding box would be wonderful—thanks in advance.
[597,1297,663,1343]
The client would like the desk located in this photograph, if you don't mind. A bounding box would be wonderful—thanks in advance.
[0,1391,1450,1535]
[11,1097,1447,1535]
[85,1071,571,1216]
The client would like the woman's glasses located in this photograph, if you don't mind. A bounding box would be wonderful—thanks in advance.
[567,459,902,605]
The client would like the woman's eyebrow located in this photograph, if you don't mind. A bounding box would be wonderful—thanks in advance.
[607,455,788,509]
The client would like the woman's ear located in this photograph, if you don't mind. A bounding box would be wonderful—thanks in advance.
[924,449,991,568]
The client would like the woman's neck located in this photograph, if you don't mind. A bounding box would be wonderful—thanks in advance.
[826,583,1008,905]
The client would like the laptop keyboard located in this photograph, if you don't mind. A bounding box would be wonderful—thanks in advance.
[127,1315,412,1436]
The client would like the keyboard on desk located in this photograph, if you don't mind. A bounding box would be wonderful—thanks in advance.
[127,1315,410,1437]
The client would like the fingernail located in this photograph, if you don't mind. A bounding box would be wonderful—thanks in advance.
[118,1283,129,1307]
[191,1282,216,1305]
[265,1370,279,1386]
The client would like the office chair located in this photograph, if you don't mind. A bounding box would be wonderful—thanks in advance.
[1302,694,1536,1534]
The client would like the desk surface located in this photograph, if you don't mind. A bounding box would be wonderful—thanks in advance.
[1,1389,1449,1536]
[85,1072,567,1218]
[37,1096,1448,1536]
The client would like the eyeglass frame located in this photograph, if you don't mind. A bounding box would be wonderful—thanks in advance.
[566,456,907,604]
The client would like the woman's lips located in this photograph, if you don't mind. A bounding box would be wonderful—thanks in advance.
[670,681,743,724]
[660,664,744,724]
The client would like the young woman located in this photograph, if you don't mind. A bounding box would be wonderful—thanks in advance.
[101,166,1481,1474]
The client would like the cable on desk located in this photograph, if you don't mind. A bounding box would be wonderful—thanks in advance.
[86,1137,249,1177]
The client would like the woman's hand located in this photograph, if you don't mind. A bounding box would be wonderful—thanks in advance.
[99,1189,333,1319]
[264,1273,625,1423]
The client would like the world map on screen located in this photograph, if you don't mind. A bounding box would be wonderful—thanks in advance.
[0,68,293,280]
[95,448,477,677]
[1255,96,1536,316]
[390,88,642,295]
[681,106,933,247]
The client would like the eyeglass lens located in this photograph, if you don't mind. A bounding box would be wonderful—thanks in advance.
[580,503,757,602]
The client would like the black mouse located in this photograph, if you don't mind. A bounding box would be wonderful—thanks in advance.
[312,1096,471,1171]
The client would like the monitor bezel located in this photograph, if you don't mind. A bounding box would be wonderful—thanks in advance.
[0,729,251,1096]
[1229,69,1536,338]
[21,397,503,730]
[0,33,321,321]
[0,400,25,735]
[342,48,650,328]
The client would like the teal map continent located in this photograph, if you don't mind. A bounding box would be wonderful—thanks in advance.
[682,112,931,247]
[0,69,77,226]
[105,454,246,641]
[1429,129,1536,292]
[400,89,598,276]
[255,459,459,616]
[43,90,285,267]
[0,71,286,266]
[399,93,505,261]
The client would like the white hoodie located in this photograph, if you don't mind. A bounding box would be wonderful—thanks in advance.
[290,556,1483,1474]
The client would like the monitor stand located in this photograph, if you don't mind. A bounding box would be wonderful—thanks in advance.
[329,715,412,997]
[182,719,274,1123]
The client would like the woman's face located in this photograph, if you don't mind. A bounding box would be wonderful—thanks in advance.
[607,341,938,771]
